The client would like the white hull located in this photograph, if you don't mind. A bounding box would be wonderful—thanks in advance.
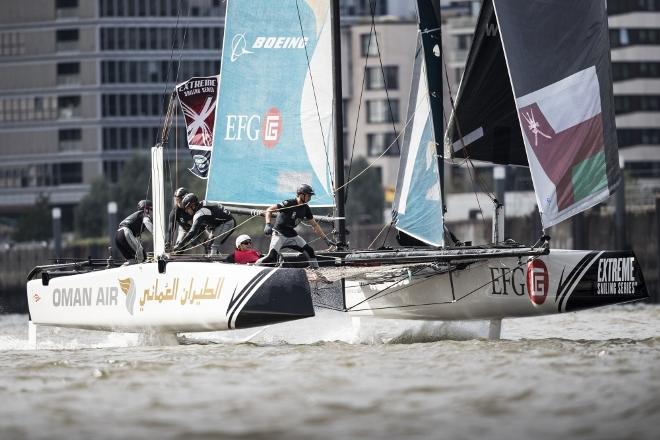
[344,249,648,321]
[27,261,314,332]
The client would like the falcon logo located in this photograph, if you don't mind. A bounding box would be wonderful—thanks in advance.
[527,259,549,306]
[118,278,137,315]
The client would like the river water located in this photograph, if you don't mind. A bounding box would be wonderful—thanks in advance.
[0,303,658,440]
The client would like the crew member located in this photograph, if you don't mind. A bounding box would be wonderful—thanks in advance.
[257,184,335,269]
[226,234,262,264]
[114,200,153,263]
[172,193,236,255]
[167,186,193,249]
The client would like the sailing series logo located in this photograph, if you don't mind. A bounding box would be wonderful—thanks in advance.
[596,257,637,295]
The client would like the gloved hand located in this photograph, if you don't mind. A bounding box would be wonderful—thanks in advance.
[324,237,337,247]
[264,224,273,236]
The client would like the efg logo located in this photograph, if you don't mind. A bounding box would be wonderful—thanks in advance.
[262,108,282,148]
[526,259,549,306]
[225,108,283,148]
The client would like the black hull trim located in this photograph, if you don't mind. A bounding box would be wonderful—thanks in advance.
[235,268,314,329]
[564,251,649,312]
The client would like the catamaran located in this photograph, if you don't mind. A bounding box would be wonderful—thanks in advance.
[26,0,648,340]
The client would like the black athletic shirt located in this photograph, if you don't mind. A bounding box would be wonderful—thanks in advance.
[273,199,313,237]
[177,201,234,248]
[118,210,152,237]
[168,206,193,241]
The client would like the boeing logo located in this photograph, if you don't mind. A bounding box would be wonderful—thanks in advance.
[230,33,309,62]
[231,33,253,62]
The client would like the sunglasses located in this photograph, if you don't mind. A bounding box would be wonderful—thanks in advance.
[241,240,252,245]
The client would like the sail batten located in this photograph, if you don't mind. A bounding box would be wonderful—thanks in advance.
[206,0,334,207]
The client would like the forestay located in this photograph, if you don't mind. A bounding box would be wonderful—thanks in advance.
[446,0,621,228]
[206,0,335,207]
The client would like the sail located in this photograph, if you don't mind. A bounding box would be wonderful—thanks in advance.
[446,0,621,228]
[206,0,334,207]
[393,41,444,247]
[176,75,220,178]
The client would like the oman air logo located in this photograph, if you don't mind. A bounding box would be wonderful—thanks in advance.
[118,278,137,315]
[231,33,253,62]
[33,292,41,303]
[526,259,549,306]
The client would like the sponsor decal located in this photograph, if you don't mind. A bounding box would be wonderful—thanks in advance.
[175,75,219,178]
[50,277,225,313]
[230,33,253,62]
[225,108,283,148]
[32,292,41,303]
[489,266,526,296]
[118,278,137,315]
[230,33,308,62]
[262,108,282,148]
[596,257,637,295]
[527,259,549,306]
[139,277,224,311]
[52,286,119,308]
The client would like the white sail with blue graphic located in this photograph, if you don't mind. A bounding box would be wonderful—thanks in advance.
[392,47,444,247]
[206,0,335,207]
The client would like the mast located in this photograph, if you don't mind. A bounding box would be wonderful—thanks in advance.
[331,0,347,247]
[416,0,445,203]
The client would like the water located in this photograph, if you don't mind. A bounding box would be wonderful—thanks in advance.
[1,304,659,440]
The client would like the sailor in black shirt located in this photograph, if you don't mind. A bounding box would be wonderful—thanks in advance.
[258,184,335,268]
[114,200,153,263]
[167,187,193,249]
[172,193,236,255]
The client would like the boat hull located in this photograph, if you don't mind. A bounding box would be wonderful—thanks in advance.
[27,262,314,332]
[345,249,648,320]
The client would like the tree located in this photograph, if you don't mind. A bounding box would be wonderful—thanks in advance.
[13,193,52,242]
[74,179,112,238]
[73,152,209,238]
[345,157,384,225]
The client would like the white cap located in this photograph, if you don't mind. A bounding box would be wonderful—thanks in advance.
[235,234,252,248]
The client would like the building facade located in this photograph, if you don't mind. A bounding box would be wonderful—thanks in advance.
[0,0,222,227]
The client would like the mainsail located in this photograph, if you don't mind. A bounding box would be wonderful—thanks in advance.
[206,0,335,207]
[176,75,220,178]
[445,0,621,228]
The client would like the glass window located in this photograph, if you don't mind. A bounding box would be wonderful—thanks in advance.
[56,0,78,8]
[58,162,83,184]
[366,99,399,123]
[57,62,80,75]
[56,29,79,42]
[367,132,400,156]
[366,66,398,90]
[360,33,379,57]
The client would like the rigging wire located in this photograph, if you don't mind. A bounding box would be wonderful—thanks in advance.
[438,26,496,227]
[294,0,335,199]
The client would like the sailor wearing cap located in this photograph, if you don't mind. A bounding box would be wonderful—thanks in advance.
[226,234,262,264]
